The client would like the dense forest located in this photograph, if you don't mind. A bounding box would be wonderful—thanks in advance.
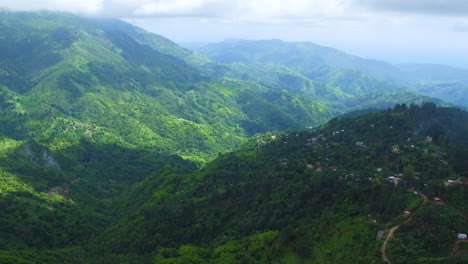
[1,103,467,263]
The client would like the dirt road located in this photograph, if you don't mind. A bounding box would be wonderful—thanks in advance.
[381,191,426,264]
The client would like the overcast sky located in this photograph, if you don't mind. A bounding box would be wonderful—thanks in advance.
[1,0,468,68]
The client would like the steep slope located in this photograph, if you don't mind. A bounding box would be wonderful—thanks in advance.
[91,103,467,263]
[0,12,337,163]
[0,136,193,253]
[92,18,211,70]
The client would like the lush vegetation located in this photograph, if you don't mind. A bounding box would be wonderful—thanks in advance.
[1,96,467,263]
[85,103,466,263]
[0,11,467,264]
[0,11,344,165]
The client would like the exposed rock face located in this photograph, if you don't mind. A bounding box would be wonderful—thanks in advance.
[20,143,61,170]
[42,150,61,170]
[20,143,35,160]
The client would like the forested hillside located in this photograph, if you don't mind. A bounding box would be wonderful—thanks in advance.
[0,10,466,264]
[0,11,341,164]
[3,104,465,263]
[83,103,466,264]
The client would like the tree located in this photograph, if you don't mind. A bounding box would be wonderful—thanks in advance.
[403,164,415,186]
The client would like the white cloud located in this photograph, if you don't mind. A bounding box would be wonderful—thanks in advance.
[357,0,468,16]
[0,0,353,19]
[2,0,468,20]
[0,0,103,14]
[242,0,350,18]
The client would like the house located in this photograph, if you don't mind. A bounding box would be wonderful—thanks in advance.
[446,179,462,185]
[426,136,433,142]
[392,147,402,154]
[403,211,411,217]
[316,168,323,172]
[434,197,441,201]
[387,176,401,185]
[376,168,382,172]
[458,234,467,239]
[355,141,366,147]
[306,164,314,169]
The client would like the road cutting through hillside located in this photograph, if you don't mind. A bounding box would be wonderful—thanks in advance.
[381,191,427,264]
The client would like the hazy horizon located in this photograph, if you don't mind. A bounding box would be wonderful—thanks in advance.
[1,0,468,68]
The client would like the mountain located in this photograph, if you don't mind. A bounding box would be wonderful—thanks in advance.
[0,12,339,164]
[89,103,467,263]
[194,39,468,106]
[0,11,466,264]
[0,137,191,252]
[2,89,467,263]
[396,64,468,84]
[0,12,449,166]
[194,39,400,81]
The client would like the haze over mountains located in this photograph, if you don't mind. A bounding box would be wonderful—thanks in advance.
[189,39,468,107]
[0,10,467,264]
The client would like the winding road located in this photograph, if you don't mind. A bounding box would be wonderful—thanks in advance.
[381,191,427,264]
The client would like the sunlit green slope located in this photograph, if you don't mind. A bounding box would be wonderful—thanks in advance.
[0,11,337,163]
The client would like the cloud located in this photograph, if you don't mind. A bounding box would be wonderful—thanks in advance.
[357,0,468,17]
[0,0,103,14]
[2,0,468,20]
[0,0,353,20]
[454,24,468,32]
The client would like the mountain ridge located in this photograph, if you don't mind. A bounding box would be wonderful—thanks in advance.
[193,39,468,106]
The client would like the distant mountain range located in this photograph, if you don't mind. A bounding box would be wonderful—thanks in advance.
[189,39,468,106]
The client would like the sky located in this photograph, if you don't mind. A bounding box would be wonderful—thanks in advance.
[1,0,468,68]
